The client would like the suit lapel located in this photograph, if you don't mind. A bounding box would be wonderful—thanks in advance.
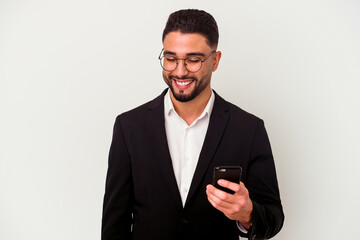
[146,90,183,211]
[185,92,230,207]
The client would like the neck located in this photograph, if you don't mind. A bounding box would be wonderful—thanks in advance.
[169,86,212,126]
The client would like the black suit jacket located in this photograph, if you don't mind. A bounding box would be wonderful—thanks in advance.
[102,89,284,240]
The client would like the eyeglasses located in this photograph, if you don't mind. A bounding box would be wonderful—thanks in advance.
[158,49,216,73]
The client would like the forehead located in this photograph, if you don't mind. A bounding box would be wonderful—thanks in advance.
[163,32,211,55]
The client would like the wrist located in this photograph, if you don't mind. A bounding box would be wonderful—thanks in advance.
[239,199,253,230]
[239,220,252,230]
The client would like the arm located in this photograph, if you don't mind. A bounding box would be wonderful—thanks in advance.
[101,116,133,240]
[245,120,284,239]
[206,120,284,239]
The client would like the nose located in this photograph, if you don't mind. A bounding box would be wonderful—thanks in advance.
[172,59,189,77]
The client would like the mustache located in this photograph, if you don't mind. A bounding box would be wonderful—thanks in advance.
[169,75,197,81]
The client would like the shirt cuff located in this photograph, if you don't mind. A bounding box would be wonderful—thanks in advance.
[236,221,250,234]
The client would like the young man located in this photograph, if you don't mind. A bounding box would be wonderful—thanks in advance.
[102,9,284,240]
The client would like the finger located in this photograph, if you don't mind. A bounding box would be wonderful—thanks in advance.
[217,180,247,195]
[206,188,232,209]
[217,179,241,192]
[206,187,234,210]
[207,184,235,204]
[207,195,228,213]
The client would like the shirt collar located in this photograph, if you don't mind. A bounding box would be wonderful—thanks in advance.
[164,88,215,121]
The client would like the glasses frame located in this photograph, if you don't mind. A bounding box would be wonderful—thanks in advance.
[158,49,216,73]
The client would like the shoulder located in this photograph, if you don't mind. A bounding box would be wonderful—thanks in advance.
[114,89,166,125]
[214,92,269,148]
[214,91,263,126]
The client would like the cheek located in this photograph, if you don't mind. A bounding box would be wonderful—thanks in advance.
[162,72,170,81]
[163,71,169,79]
[200,63,213,75]
[197,69,212,82]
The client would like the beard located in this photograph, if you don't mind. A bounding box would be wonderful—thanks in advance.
[162,73,211,102]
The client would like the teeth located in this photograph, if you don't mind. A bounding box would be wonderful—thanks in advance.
[176,80,192,86]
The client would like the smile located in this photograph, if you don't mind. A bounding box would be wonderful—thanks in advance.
[176,80,192,86]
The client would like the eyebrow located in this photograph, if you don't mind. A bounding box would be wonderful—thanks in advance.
[163,50,206,57]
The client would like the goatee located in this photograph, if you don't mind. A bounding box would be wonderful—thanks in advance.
[166,75,198,102]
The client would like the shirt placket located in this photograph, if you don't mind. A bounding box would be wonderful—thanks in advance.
[181,126,191,204]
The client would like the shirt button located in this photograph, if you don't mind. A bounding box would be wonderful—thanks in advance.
[185,157,189,161]
[185,128,190,133]
[184,188,188,193]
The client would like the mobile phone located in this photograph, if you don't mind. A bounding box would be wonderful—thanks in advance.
[212,166,242,194]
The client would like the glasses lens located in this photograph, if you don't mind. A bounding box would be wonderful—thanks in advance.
[185,57,202,72]
[159,55,203,72]
[161,56,176,71]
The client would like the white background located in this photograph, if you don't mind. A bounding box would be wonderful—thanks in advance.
[1,0,359,239]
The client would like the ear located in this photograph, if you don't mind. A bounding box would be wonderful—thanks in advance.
[212,51,222,72]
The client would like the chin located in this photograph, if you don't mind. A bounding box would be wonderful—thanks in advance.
[171,88,198,102]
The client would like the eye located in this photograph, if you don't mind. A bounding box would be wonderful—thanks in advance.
[187,57,201,63]
[165,56,176,62]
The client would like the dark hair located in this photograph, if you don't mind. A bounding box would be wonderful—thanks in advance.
[162,9,219,48]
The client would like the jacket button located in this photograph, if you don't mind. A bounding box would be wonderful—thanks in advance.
[181,218,189,224]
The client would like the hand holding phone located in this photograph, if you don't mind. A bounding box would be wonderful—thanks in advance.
[212,166,242,194]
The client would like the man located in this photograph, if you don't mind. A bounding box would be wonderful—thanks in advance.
[102,9,284,240]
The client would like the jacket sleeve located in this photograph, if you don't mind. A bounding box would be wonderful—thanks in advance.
[240,120,284,239]
[102,115,133,240]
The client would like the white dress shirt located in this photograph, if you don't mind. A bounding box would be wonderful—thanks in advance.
[164,89,215,206]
